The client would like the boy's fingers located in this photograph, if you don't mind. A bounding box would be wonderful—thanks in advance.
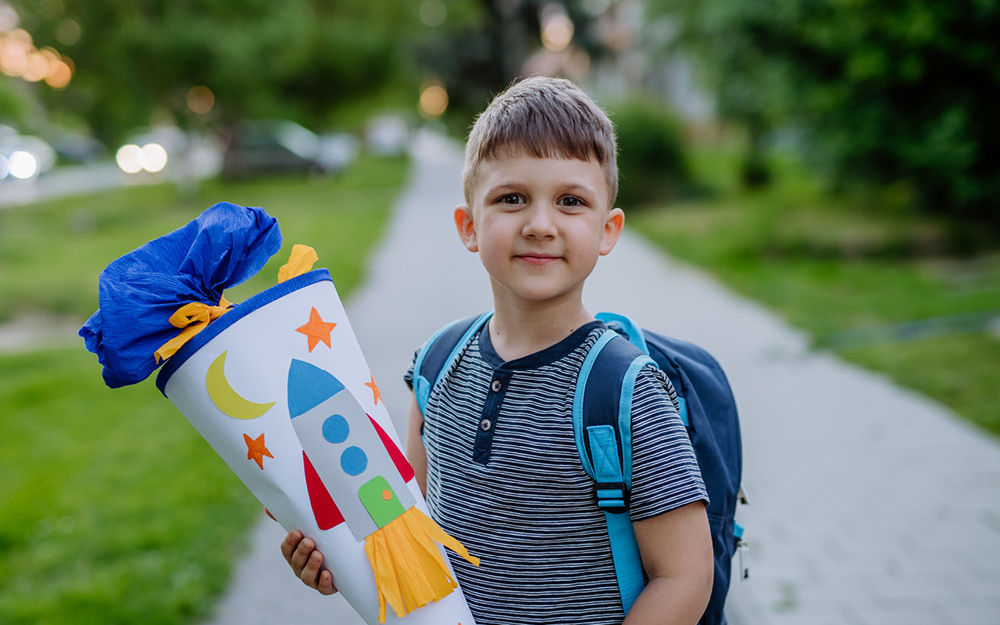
[279,530,334,595]
[300,550,324,589]
[317,569,338,596]
[291,537,319,577]
[280,530,303,564]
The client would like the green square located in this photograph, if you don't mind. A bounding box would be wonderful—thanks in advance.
[358,475,406,528]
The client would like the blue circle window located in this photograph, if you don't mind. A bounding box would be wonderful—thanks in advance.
[340,446,368,476]
[322,415,350,444]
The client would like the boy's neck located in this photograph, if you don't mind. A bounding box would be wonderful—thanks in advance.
[488,297,596,362]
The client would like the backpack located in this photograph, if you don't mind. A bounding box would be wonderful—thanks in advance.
[411,311,746,625]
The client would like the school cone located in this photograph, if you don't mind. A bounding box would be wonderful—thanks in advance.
[81,204,479,625]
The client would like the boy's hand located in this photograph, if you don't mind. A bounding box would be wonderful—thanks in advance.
[279,529,338,596]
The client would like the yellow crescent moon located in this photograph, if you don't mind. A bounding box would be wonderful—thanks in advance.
[205,351,275,420]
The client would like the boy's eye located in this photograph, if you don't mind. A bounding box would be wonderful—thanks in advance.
[499,194,524,205]
[559,196,584,208]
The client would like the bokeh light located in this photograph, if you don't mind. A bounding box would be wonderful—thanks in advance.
[44,57,72,88]
[8,150,38,179]
[22,49,50,81]
[419,80,448,119]
[55,18,80,46]
[0,153,9,180]
[541,4,574,52]
[0,4,18,31]
[419,0,447,27]
[141,143,168,173]
[116,144,145,174]
[0,25,73,88]
[187,85,215,114]
[116,143,169,174]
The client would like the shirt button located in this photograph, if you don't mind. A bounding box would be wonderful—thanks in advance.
[480,418,492,431]
[491,380,502,393]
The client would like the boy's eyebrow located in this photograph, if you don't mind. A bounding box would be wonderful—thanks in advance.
[484,181,599,195]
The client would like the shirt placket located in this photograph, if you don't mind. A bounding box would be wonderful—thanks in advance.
[472,368,512,465]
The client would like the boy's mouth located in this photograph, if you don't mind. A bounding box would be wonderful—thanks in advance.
[515,253,560,265]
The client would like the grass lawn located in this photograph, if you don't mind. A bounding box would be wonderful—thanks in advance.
[0,154,408,625]
[629,147,1000,438]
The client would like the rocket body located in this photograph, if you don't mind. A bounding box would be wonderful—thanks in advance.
[288,359,415,540]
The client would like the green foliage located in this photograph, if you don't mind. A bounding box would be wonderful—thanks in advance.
[11,0,426,144]
[0,76,31,127]
[628,145,1000,438]
[608,97,692,209]
[0,156,408,624]
[652,0,1000,230]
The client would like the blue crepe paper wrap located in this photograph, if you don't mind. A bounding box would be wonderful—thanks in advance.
[80,202,282,388]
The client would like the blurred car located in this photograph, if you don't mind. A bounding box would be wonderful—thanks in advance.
[365,115,410,157]
[124,125,188,155]
[221,119,357,179]
[0,124,57,181]
[52,130,106,164]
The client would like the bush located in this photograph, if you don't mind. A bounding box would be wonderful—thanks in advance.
[654,0,1000,231]
[609,98,692,210]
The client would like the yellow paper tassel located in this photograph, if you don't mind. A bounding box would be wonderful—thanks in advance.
[364,506,480,623]
[278,244,319,283]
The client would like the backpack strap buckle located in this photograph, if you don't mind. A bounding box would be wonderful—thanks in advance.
[595,481,630,514]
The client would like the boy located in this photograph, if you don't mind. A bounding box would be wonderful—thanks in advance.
[280,76,713,624]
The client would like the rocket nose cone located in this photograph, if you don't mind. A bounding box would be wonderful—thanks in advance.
[287,359,346,418]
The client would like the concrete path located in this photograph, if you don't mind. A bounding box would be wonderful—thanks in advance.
[202,130,1000,625]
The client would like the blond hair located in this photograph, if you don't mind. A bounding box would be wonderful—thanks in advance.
[462,76,618,206]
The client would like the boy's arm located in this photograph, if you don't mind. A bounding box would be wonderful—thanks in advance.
[405,392,428,496]
[623,501,714,625]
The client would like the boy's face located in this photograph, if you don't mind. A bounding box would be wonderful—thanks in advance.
[455,155,623,310]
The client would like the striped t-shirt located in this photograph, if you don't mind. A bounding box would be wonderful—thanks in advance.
[406,320,707,625]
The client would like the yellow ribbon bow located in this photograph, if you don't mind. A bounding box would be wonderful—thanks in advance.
[154,295,233,363]
[153,245,316,363]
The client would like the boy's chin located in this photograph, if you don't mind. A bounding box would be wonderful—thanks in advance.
[493,283,586,307]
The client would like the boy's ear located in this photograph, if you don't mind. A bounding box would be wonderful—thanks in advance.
[599,208,625,256]
[454,205,478,253]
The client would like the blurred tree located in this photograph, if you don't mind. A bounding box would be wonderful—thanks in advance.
[610,96,692,208]
[0,75,31,127]
[417,0,614,134]
[10,0,423,146]
[652,0,1000,229]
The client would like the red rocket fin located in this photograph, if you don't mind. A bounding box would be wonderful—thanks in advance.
[303,452,345,530]
[368,415,415,482]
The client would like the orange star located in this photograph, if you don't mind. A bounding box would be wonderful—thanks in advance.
[296,307,337,352]
[365,375,382,405]
[244,433,274,470]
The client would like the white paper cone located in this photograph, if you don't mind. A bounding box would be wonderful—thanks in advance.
[156,269,477,625]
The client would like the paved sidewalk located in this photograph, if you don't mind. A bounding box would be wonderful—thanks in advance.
[203,130,1000,625]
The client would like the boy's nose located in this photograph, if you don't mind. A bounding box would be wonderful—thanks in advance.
[522,206,557,238]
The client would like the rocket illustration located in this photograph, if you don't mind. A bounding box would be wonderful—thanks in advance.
[286,358,479,622]
[287,359,415,539]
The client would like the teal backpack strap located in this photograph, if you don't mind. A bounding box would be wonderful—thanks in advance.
[574,327,656,615]
[413,311,493,415]
[597,311,689,427]
[595,312,648,355]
